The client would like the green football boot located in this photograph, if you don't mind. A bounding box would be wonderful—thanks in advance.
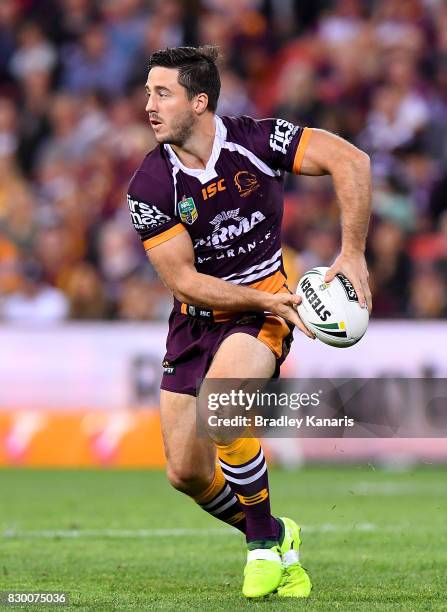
[277,516,312,598]
[242,543,283,598]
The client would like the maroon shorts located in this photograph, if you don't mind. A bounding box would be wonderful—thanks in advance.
[161,308,294,397]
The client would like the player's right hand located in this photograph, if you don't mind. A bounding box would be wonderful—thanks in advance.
[266,293,316,339]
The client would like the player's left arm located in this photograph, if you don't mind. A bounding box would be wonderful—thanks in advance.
[296,128,372,311]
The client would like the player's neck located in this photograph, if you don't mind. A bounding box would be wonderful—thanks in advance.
[170,113,216,170]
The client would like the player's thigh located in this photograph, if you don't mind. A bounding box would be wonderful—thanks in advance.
[204,333,276,444]
[160,389,216,483]
[207,332,276,379]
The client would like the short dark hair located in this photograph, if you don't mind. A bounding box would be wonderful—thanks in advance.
[148,46,221,112]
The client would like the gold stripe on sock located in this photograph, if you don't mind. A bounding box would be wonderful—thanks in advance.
[227,511,246,526]
[193,463,226,505]
[216,437,261,466]
[237,489,269,506]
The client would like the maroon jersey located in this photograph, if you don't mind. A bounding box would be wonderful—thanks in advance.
[127,115,311,320]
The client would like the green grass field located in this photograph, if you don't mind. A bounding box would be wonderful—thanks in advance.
[0,465,446,611]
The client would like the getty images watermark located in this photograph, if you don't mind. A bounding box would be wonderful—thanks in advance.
[206,388,354,430]
[196,378,447,438]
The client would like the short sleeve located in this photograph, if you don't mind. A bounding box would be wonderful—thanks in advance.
[127,169,185,250]
[238,116,312,174]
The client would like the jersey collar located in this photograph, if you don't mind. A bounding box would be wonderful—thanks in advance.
[164,115,227,185]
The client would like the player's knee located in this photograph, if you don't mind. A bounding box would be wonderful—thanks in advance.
[166,464,212,495]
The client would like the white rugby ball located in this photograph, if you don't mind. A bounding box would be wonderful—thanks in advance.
[296,266,369,348]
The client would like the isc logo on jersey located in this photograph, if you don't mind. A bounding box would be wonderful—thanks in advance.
[127,196,170,229]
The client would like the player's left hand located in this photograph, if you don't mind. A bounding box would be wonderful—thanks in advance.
[325,251,372,312]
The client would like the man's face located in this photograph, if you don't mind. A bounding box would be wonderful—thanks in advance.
[145,67,196,146]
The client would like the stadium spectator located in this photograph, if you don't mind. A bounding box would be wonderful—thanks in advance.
[367,220,413,317]
[1,259,69,322]
[0,0,20,86]
[0,97,18,160]
[408,266,447,318]
[61,22,129,95]
[64,261,108,320]
[9,21,57,83]
[16,70,52,175]
[117,274,171,321]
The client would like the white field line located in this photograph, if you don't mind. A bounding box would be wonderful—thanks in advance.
[346,482,447,496]
[0,523,402,539]
[274,482,447,497]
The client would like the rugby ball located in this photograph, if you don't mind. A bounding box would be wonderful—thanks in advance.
[296,267,369,348]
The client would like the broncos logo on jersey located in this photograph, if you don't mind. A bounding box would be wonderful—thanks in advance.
[234,171,260,198]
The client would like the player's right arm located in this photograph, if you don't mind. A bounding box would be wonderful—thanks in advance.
[146,230,314,338]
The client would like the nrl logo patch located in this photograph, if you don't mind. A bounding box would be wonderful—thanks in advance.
[178,195,198,225]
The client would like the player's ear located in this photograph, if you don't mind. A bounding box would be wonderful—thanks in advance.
[194,93,209,115]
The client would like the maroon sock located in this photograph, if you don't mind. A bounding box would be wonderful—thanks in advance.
[217,438,279,543]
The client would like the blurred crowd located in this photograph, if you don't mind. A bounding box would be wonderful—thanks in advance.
[1,0,447,322]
